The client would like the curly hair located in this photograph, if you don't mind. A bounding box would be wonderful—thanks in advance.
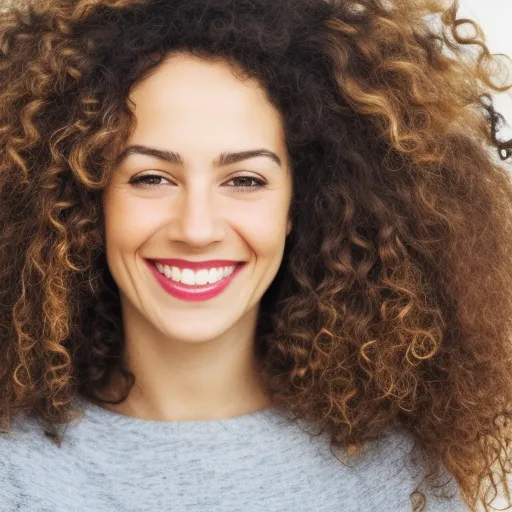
[0,0,511,509]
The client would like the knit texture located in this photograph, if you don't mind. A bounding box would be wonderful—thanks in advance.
[0,396,468,511]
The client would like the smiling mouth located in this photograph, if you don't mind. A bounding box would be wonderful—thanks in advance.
[149,260,245,288]
[146,259,246,301]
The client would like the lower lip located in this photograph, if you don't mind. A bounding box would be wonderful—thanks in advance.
[146,260,245,302]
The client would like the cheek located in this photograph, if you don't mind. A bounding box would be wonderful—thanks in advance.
[103,193,160,253]
[231,194,290,257]
[237,211,288,261]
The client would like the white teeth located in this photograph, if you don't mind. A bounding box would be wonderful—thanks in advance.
[154,263,238,285]
[195,269,209,285]
[180,268,195,285]
[171,266,181,282]
[207,268,218,284]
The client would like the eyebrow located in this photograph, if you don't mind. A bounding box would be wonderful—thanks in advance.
[114,144,282,169]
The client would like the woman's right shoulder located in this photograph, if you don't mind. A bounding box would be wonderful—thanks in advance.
[0,413,44,454]
[0,414,47,507]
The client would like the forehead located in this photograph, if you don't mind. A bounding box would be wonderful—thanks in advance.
[127,53,286,154]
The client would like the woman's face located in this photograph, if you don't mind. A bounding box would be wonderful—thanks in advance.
[102,53,293,345]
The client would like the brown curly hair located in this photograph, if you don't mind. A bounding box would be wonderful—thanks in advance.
[0,0,511,509]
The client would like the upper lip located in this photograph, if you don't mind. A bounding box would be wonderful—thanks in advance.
[149,259,244,271]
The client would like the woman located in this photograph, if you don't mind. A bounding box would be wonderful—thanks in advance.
[0,0,511,510]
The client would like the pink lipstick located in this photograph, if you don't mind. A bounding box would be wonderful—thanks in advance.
[146,259,245,302]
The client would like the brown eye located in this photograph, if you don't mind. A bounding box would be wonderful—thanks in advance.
[226,176,266,190]
[129,174,171,187]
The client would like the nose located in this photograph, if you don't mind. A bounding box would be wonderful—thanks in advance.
[166,182,225,248]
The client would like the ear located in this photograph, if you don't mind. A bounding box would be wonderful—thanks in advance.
[286,218,292,236]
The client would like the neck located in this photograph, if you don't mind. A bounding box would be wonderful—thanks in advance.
[98,300,272,422]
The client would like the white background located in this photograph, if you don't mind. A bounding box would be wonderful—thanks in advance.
[458,0,512,139]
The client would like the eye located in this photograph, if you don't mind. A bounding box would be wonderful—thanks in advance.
[128,173,267,191]
[225,175,267,191]
[129,173,171,187]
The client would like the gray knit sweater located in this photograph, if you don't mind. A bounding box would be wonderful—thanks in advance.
[0,396,468,511]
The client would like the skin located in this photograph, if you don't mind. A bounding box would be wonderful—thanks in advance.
[101,52,293,421]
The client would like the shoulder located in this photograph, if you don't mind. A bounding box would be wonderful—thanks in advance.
[275,417,469,510]
[347,427,468,511]
[0,412,94,511]
[0,414,47,507]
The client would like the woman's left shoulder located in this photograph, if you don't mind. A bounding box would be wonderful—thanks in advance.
[351,426,469,511]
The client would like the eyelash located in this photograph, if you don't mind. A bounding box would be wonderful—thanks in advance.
[129,173,267,191]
